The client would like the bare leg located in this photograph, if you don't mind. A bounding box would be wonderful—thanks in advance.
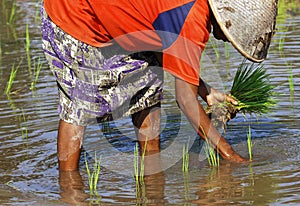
[57,120,85,171]
[132,103,161,155]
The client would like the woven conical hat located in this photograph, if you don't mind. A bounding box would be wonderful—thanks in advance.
[209,0,278,62]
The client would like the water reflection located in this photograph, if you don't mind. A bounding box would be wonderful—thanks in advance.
[57,150,168,205]
[192,165,249,205]
[135,172,166,206]
[0,0,300,205]
[185,161,300,205]
[59,171,89,205]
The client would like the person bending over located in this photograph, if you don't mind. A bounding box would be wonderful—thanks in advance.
[41,0,248,171]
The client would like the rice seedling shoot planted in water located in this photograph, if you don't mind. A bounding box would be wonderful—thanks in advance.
[182,140,190,172]
[5,64,18,95]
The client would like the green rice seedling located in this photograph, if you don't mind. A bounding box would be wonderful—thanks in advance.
[209,38,220,59]
[84,152,101,195]
[182,140,189,173]
[134,142,139,185]
[133,142,141,197]
[85,152,102,204]
[133,141,146,185]
[199,126,219,167]
[35,9,40,23]
[26,24,32,75]
[278,34,286,54]
[203,141,212,166]
[247,125,253,161]
[133,143,141,198]
[35,1,42,23]
[133,140,147,201]
[224,42,230,59]
[30,57,43,90]
[6,94,17,112]
[8,0,16,25]
[92,153,101,191]
[204,141,219,167]
[291,0,296,13]
[5,64,19,95]
[26,23,30,54]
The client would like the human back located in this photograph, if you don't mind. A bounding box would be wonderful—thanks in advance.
[44,0,208,48]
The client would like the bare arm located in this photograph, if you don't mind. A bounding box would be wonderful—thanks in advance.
[175,77,247,162]
[198,78,211,103]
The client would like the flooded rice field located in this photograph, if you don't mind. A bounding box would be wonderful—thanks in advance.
[0,0,299,205]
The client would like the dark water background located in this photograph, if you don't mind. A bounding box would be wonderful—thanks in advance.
[0,0,299,205]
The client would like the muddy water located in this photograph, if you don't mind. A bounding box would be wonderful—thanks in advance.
[0,0,299,205]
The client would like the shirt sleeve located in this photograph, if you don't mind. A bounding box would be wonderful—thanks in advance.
[161,0,211,86]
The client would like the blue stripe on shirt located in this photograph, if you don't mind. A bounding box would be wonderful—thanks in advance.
[152,1,195,49]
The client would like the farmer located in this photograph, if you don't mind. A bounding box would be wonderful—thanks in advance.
[41,0,249,171]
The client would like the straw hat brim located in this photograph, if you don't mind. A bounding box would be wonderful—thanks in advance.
[209,0,278,62]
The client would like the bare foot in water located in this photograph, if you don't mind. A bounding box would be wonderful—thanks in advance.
[222,152,250,163]
[217,138,250,163]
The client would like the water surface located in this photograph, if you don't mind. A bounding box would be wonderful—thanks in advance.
[0,0,299,205]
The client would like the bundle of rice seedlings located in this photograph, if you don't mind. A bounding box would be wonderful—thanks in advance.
[230,62,277,114]
[206,61,277,130]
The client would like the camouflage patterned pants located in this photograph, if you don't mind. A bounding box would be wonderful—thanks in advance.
[41,7,163,126]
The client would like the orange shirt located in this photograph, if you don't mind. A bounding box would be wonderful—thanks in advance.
[44,0,211,85]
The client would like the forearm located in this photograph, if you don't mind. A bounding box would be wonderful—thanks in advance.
[175,78,222,146]
[175,77,247,162]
